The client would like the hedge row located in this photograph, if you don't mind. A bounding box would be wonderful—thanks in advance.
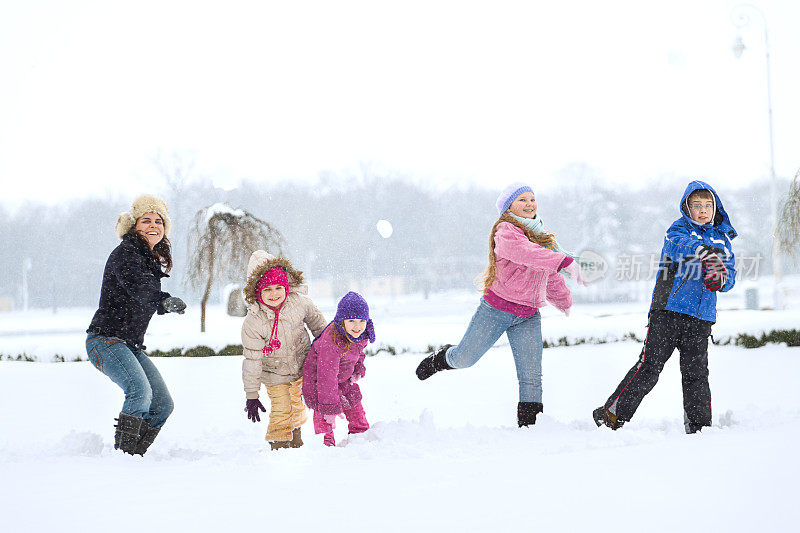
[149,344,244,358]
[144,330,800,355]
[2,329,799,363]
[723,329,800,349]
[542,332,644,349]
[541,329,800,350]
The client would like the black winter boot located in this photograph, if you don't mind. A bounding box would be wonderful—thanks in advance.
[416,344,454,380]
[114,413,144,455]
[517,402,544,427]
[135,421,161,456]
[593,406,625,430]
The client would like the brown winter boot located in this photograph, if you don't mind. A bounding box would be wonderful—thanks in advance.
[289,427,303,448]
[269,441,292,451]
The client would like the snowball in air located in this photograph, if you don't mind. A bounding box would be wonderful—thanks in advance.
[376,219,393,238]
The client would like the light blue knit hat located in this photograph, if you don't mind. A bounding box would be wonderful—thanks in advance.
[495,182,533,214]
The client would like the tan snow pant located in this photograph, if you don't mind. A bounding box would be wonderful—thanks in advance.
[265,378,307,442]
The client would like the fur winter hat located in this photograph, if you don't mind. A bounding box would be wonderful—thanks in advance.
[115,194,172,239]
[496,182,534,215]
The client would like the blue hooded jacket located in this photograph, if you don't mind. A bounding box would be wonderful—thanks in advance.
[649,180,737,323]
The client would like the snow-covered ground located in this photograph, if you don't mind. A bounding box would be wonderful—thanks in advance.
[1,291,799,532]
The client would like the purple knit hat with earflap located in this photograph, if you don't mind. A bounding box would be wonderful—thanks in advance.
[333,291,376,343]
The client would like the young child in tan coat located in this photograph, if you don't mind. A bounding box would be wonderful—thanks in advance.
[241,250,326,450]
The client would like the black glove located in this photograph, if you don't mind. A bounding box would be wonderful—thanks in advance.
[161,296,186,314]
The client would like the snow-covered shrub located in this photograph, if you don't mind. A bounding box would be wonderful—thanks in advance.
[217,344,243,356]
[149,348,183,358]
[183,345,216,357]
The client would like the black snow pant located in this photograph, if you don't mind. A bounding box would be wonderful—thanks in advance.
[603,310,713,431]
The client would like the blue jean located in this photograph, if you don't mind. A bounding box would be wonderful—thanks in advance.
[85,334,174,428]
[446,299,544,403]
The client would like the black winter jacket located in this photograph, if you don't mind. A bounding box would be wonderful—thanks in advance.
[87,234,170,350]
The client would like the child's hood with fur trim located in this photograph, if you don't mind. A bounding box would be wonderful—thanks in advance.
[243,250,307,305]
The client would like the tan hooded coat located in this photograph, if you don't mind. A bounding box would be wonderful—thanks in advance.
[241,251,326,398]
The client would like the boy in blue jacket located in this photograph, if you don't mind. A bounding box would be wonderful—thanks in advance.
[594,180,737,434]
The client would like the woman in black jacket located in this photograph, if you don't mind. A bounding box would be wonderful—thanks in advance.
[86,195,186,455]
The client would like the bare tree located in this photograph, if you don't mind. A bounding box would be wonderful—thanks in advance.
[187,204,284,332]
[777,170,800,258]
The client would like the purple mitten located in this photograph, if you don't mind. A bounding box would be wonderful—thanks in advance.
[245,399,266,423]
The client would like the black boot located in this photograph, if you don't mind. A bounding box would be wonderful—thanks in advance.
[135,421,161,456]
[517,402,543,427]
[416,344,454,380]
[114,413,144,455]
[593,406,625,430]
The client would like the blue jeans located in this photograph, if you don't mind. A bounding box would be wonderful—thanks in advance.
[85,334,174,428]
[446,299,544,403]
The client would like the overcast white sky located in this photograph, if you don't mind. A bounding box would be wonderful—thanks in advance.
[1,0,799,206]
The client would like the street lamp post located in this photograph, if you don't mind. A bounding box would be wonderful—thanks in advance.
[21,257,32,312]
[731,3,783,309]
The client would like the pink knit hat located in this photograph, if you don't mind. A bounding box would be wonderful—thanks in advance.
[256,267,288,308]
[256,266,288,292]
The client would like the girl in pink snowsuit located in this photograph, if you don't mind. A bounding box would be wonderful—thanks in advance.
[302,291,376,447]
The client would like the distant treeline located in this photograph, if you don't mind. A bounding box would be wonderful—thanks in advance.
[0,170,790,309]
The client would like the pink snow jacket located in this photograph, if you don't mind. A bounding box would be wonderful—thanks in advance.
[302,323,368,415]
[487,222,572,311]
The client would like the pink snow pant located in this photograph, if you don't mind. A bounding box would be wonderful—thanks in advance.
[312,400,370,435]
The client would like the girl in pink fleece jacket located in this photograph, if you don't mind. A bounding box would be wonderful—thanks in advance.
[416,182,586,427]
[303,291,375,447]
